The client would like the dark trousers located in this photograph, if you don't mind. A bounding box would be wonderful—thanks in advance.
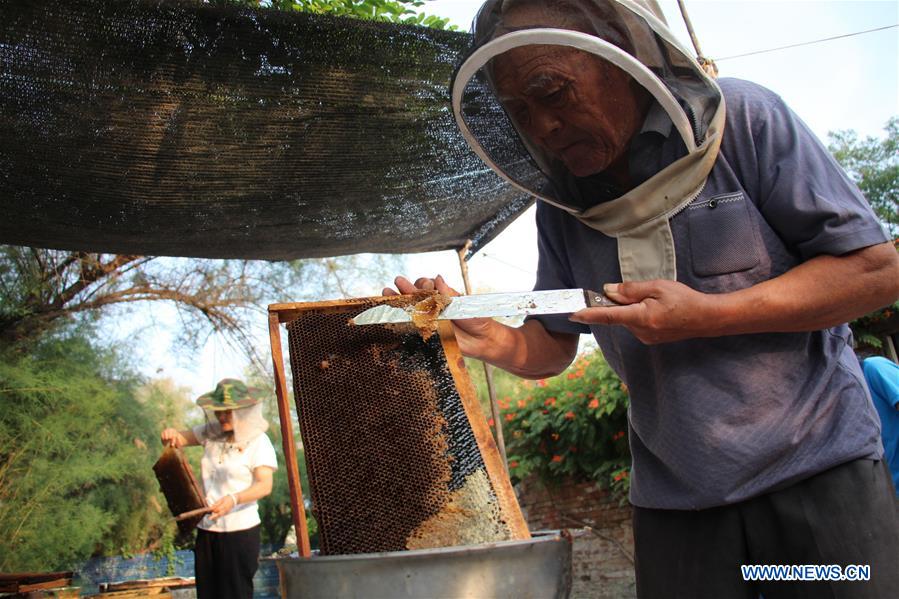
[634,459,899,599]
[195,525,261,599]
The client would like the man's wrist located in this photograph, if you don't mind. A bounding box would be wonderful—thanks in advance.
[706,288,758,337]
[472,319,515,365]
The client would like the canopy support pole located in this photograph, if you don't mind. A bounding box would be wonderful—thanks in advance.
[457,241,508,472]
[884,335,898,364]
[676,0,718,77]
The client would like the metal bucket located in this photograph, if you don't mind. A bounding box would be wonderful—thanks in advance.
[273,531,573,599]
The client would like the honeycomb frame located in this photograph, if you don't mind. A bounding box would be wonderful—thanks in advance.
[268,294,530,557]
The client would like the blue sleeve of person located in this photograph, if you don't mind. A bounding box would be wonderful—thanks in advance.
[863,357,899,410]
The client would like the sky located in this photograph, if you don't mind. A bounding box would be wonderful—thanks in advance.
[133,0,899,398]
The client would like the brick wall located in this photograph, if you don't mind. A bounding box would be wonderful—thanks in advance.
[517,477,636,599]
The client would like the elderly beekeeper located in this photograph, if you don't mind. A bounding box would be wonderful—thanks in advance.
[160,378,277,599]
[386,0,899,596]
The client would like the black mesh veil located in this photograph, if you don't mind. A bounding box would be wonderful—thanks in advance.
[451,0,722,212]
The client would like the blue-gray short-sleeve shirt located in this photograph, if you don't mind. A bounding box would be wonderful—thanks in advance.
[531,78,888,510]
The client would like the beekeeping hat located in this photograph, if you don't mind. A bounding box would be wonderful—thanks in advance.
[197,378,268,445]
[197,378,262,410]
[452,0,725,281]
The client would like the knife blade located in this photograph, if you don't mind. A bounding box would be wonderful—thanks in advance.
[351,289,618,325]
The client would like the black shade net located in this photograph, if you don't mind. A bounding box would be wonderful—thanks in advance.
[0,0,532,260]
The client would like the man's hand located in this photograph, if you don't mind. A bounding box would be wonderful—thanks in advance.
[570,280,718,344]
[569,242,899,344]
[383,275,499,358]
[382,275,579,377]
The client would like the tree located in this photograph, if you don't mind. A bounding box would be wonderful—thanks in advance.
[828,117,899,353]
[250,373,321,550]
[226,0,457,30]
[828,117,898,235]
[0,249,401,364]
[0,331,178,571]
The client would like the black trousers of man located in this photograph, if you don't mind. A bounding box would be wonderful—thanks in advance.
[634,458,899,598]
[195,525,261,599]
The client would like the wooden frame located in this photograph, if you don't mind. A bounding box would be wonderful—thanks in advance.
[268,311,312,557]
[267,297,530,558]
[152,447,208,535]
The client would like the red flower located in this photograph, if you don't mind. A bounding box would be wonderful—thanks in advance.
[564,411,575,420]
[613,470,630,482]
[509,460,519,469]
[588,398,600,409]
[567,372,576,380]
[552,455,563,463]
[544,397,556,407]
[536,379,547,387]
[517,399,527,408]
[505,412,516,422]
[487,418,494,427]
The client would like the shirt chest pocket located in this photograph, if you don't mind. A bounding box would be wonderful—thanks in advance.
[686,192,762,277]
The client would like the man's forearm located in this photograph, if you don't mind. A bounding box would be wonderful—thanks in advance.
[575,242,899,345]
[468,319,578,379]
[710,242,899,336]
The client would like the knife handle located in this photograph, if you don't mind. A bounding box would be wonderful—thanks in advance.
[583,289,619,308]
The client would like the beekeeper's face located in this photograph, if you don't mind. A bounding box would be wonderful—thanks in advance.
[492,44,647,178]
[215,409,234,432]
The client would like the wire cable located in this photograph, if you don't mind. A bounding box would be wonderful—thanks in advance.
[478,252,535,275]
[714,24,897,62]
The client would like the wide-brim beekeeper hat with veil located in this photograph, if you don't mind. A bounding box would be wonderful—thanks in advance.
[451,0,725,282]
[197,378,269,445]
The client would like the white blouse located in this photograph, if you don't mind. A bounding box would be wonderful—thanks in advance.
[192,425,278,533]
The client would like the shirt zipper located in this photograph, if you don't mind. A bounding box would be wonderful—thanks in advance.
[664,178,708,221]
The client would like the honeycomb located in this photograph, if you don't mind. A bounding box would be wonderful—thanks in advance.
[153,447,207,535]
[284,295,520,555]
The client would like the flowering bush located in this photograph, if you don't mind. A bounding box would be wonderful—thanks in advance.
[489,350,631,498]
[851,300,898,351]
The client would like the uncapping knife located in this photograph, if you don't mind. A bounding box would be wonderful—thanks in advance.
[351,288,619,325]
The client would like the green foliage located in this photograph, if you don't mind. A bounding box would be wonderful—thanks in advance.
[245,371,320,550]
[828,117,898,234]
[828,118,899,352]
[486,350,631,499]
[464,357,523,418]
[0,333,176,571]
[851,297,898,353]
[223,0,457,30]
[256,412,320,549]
